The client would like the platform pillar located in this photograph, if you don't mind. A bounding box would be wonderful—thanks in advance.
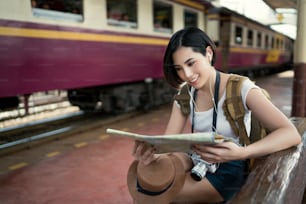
[292,0,306,117]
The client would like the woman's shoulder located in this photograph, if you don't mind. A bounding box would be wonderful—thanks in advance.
[222,72,258,89]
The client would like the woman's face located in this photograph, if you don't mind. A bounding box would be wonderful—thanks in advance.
[172,46,212,89]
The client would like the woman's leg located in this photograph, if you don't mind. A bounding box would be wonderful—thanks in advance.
[170,152,224,203]
[173,174,224,203]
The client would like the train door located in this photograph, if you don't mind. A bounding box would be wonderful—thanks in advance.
[206,13,222,69]
[219,17,231,73]
[206,10,231,72]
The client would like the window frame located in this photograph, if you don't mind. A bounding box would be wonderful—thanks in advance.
[31,0,84,22]
[106,0,138,29]
[247,29,253,47]
[184,9,198,28]
[153,0,173,34]
[234,25,243,45]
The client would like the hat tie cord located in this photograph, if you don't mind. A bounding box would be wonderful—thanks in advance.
[136,178,174,196]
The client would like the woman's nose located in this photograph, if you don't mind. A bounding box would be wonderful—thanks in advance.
[183,67,193,78]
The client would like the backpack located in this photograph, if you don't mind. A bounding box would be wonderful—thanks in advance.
[223,74,270,146]
[174,74,270,147]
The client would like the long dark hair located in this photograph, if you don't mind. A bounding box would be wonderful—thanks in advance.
[163,27,217,89]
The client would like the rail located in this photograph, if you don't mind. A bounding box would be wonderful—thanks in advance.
[229,117,306,204]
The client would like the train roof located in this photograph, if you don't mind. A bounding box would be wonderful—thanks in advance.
[208,6,294,40]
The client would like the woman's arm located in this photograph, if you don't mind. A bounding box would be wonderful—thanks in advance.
[165,103,193,171]
[132,102,188,165]
[242,88,301,158]
[192,88,301,163]
[164,102,189,134]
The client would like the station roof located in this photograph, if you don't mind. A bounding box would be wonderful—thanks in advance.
[263,0,297,9]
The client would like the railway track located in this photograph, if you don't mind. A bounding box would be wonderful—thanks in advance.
[0,91,70,124]
[0,103,171,175]
[0,108,142,156]
[0,70,294,157]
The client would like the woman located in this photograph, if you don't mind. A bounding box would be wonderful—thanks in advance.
[132,27,301,203]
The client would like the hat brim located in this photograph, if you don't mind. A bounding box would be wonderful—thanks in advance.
[127,154,185,204]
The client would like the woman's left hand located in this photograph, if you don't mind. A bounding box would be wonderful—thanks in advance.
[192,142,247,163]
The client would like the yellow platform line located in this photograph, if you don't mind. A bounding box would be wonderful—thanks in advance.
[137,122,145,127]
[9,162,28,171]
[99,134,109,140]
[74,142,88,148]
[46,151,61,158]
[152,118,160,122]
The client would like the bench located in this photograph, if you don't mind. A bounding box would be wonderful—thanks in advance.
[228,117,306,204]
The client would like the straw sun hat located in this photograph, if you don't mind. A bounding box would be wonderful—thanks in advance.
[127,154,185,204]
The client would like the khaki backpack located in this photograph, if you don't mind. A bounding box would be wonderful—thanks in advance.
[174,74,270,147]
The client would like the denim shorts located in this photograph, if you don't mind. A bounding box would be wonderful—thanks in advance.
[206,160,247,201]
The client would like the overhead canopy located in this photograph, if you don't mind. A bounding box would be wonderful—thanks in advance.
[262,0,297,9]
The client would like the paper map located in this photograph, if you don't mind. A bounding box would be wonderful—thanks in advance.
[106,128,230,153]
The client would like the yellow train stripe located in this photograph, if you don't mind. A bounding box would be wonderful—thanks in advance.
[230,47,268,54]
[74,142,88,148]
[9,162,28,170]
[46,151,61,158]
[0,26,169,46]
[230,47,287,55]
[174,0,205,10]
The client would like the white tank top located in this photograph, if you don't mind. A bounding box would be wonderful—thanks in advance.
[188,78,259,144]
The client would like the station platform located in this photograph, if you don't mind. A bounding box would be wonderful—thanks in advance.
[0,71,295,204]
[0,137,136,203]
[0,104,172,204]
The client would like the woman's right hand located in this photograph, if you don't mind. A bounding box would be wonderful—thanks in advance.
[132,140,159,165]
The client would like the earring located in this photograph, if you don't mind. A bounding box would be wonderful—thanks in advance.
[207,54,212,63]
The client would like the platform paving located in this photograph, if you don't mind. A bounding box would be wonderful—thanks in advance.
[0,70,295,204]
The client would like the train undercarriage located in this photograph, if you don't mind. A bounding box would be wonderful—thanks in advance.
[67,79,176,113]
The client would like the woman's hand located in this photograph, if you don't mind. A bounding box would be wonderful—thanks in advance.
[192,142,247,163]
[132,140,159,165]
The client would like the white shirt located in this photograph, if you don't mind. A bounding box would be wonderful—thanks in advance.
[188,78,259,144]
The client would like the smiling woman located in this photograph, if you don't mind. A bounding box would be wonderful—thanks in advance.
[131,27,301,203]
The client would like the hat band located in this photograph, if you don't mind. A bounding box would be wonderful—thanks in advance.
[136,178,174,196]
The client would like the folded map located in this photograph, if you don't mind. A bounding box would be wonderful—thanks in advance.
[106,128,231,153]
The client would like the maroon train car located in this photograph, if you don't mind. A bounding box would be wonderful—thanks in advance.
[0,1,293,112]
[1,0,210,112]
[206,7,293,77]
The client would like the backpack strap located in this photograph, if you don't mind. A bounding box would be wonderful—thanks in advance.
[174,84,190,116]
[223,75,250,145]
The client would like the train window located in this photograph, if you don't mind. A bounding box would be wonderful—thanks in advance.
[257,32,262,48]
[276,38,280,49]
[271,37,275,48]
[106,0,137,29]
[234,26,243,45]
[31,0,83,22]
[247,29,253,47]
[285,39,291,50]
[184,10,197,28]
[280,39,283,50]
[265,35,269,49]
[153,1,172,33]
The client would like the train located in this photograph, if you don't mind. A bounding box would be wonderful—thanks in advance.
[0,0,293,113]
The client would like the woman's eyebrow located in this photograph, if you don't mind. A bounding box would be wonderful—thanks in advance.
[173,58,194,68]
[184,58,194,64]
